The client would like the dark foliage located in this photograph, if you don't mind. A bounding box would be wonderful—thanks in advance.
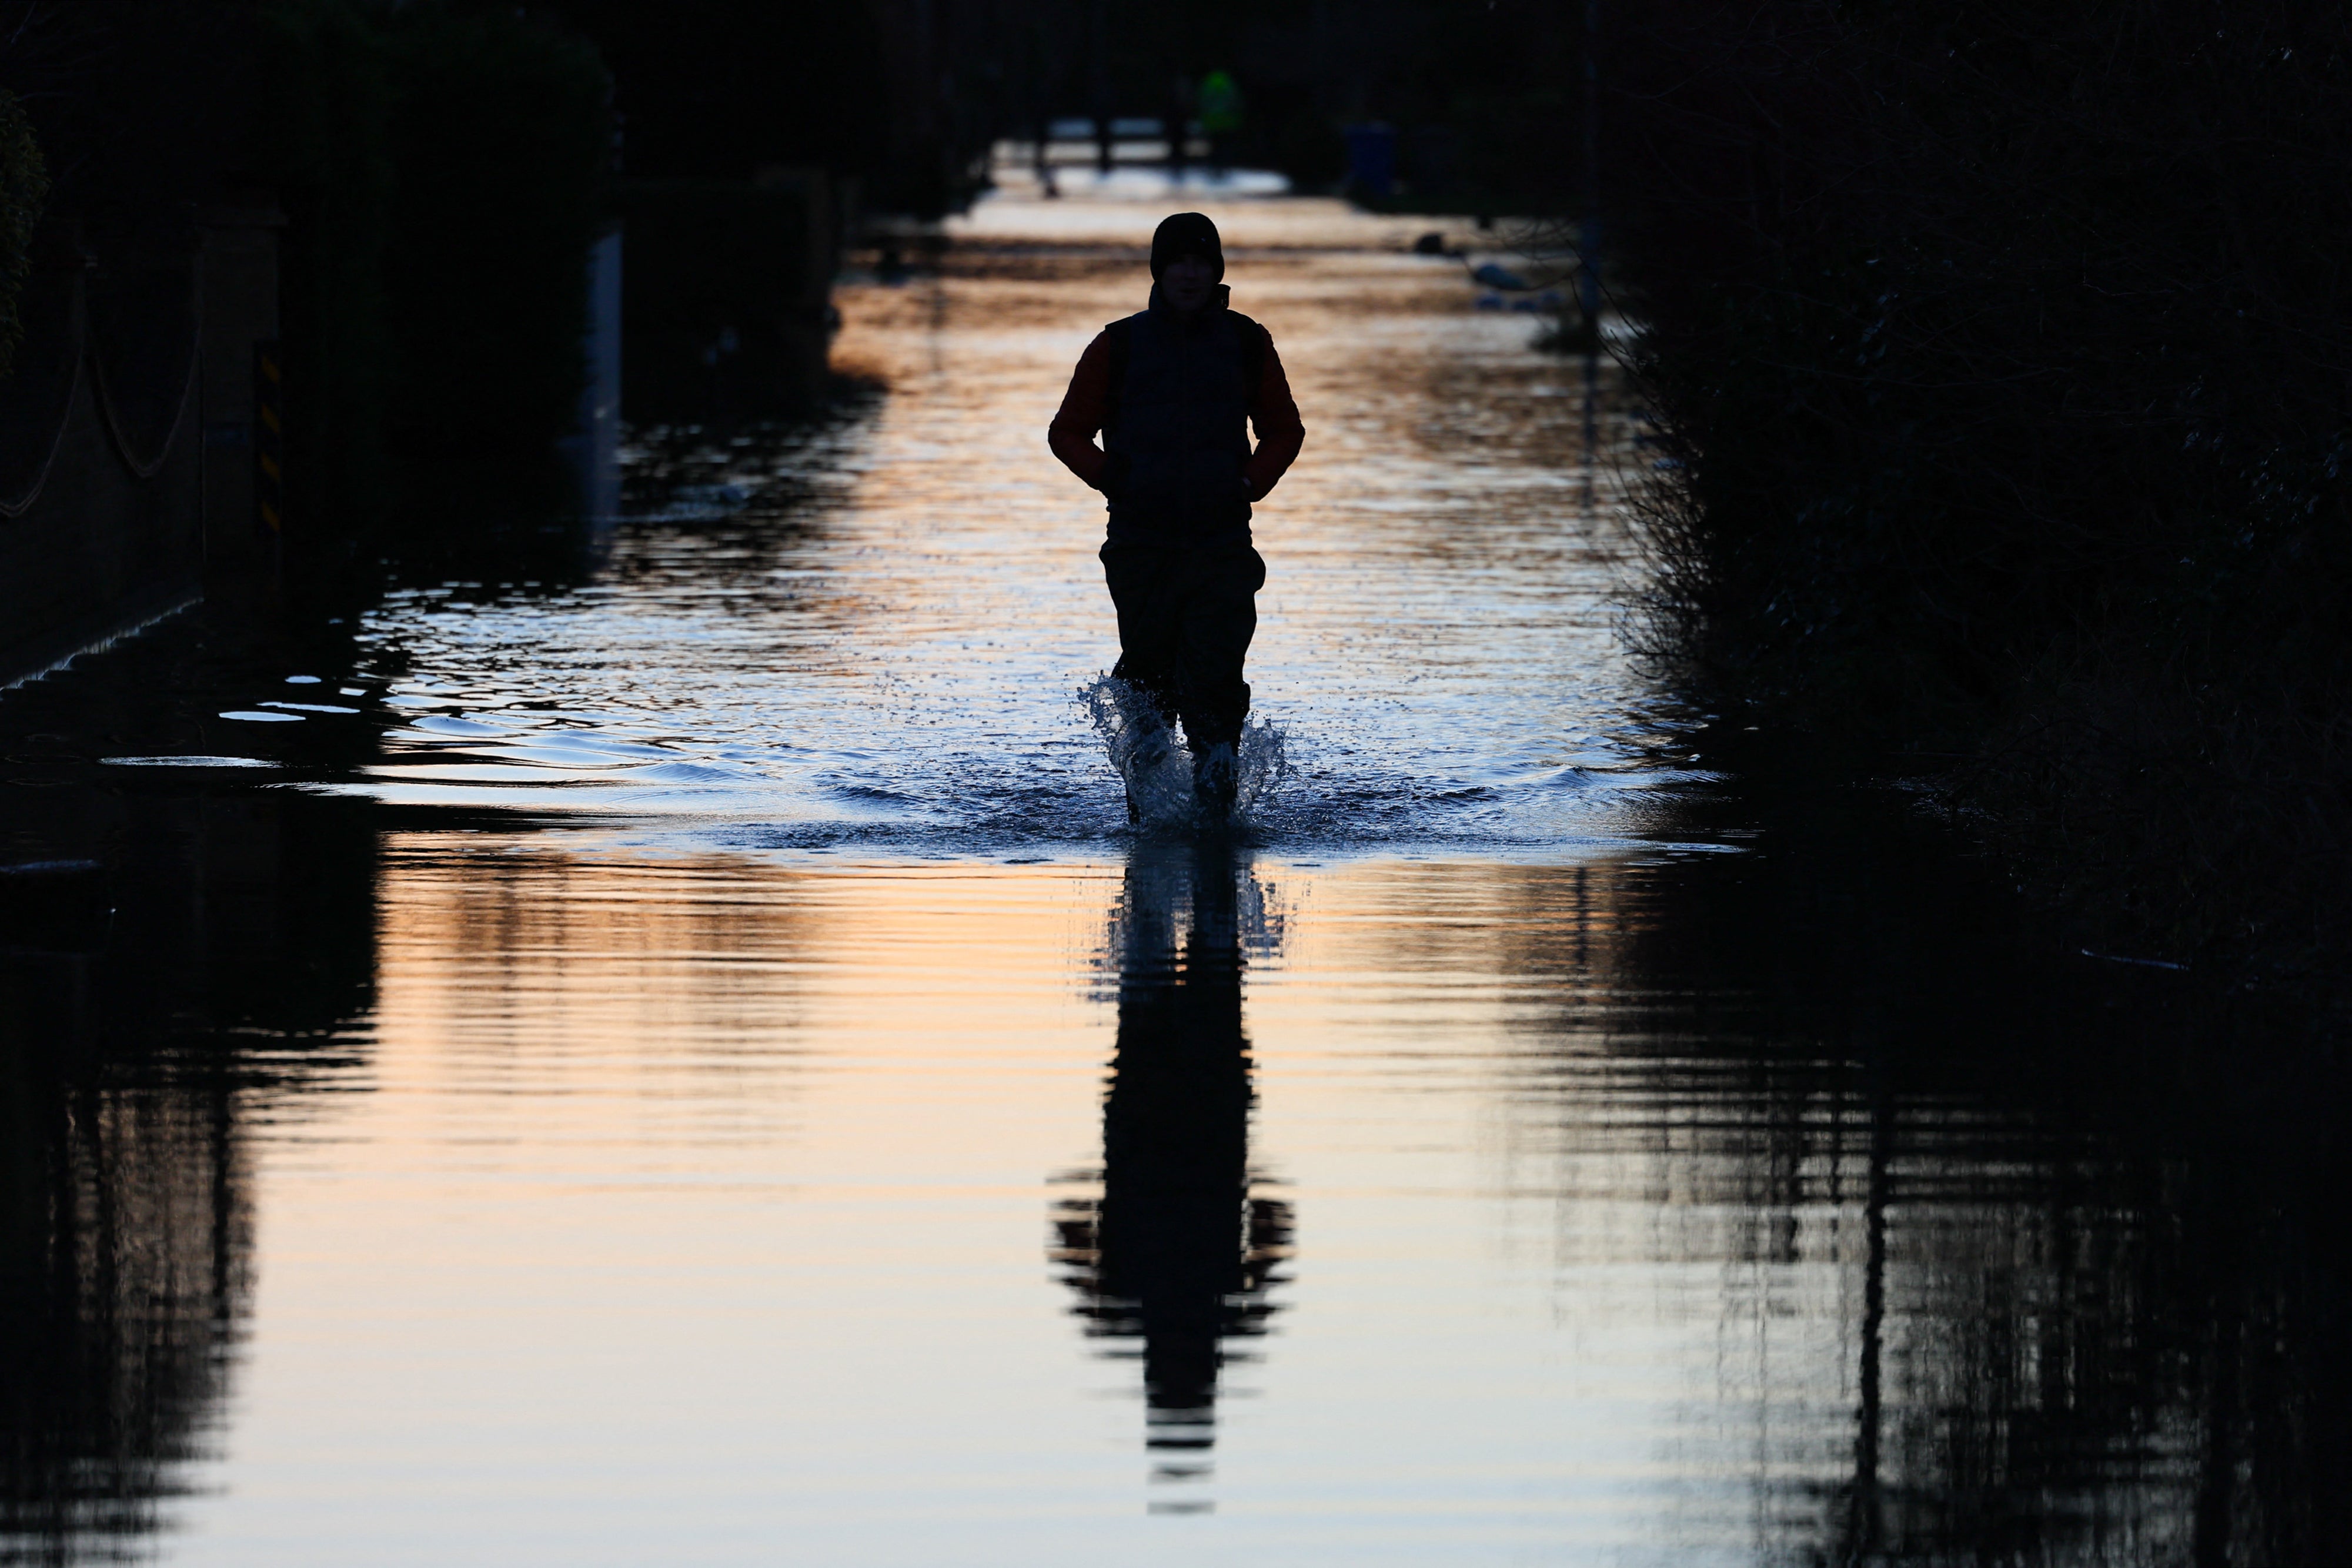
[0,92,46,382]
[558,0,888,180]
[1241,0,1585,209]
[252,0,609,571]
[616,178,833,421]
[380,5,609,462]
[258,0,395,554]
[554,1,991,216]
[0,3,253,386]
[1616,2,2352,988]
[0,2,260,237]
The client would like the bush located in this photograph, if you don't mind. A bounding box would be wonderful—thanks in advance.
[256,0,609,561]
[1618,2,2352,982]
[0,92,48,384]
[382,5,609,461]
[615,178,829,422]
[258,0,396,549]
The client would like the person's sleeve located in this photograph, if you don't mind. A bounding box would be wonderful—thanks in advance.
[1244,329,1305,500]
[1047,332,1114,490]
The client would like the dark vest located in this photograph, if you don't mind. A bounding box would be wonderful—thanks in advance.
[1101,284,1265,547]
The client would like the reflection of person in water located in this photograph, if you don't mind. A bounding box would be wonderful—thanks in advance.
[1050,845,1290,1497]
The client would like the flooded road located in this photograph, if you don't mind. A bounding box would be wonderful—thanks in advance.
[0,191,2340,1564]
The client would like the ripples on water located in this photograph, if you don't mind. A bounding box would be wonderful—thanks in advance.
[0,190,2343,1565]
[273,213,1700,860]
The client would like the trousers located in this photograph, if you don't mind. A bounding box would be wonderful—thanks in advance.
[1100,540,1265,750]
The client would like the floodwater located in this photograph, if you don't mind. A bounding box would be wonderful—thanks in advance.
[0,189,2341,1566]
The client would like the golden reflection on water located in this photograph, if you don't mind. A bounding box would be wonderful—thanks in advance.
[125,832,2187,1564]
[0,191,2280,1566]
[248,841,1772,1558]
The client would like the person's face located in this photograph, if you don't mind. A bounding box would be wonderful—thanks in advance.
[1161,252,1218,312]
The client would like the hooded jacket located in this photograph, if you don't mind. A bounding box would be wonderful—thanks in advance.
[1049,283,1305,547]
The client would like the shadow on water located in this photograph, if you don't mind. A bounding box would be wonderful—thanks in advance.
[0,613,382,1562]
[1049,838,1292,1514]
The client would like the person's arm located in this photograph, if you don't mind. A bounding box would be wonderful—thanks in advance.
[1243,329,1304,500]
[1047,332,1114,490]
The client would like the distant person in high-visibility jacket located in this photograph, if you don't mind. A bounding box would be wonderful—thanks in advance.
[1197,70,1244,173]
[1048,212,1305,814]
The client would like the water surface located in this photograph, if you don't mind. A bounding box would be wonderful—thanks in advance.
[0,190,2336,1566]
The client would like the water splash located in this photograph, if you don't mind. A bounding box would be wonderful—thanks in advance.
[1230,713,1292,821]
[1080,676,1293,831]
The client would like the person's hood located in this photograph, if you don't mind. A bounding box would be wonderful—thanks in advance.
[1150,210,1225,281]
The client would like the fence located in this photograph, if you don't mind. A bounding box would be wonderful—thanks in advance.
[0,208,281,687]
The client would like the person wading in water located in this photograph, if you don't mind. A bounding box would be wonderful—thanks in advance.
[1048,212,1307,817]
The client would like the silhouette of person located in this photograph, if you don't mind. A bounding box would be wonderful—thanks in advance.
[1050,844,1291,1502]
[1048,212,1305,815]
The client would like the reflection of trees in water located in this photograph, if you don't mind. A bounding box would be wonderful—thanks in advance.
[1049,845,1291,1509]
[0,1069,244,1556]
[0,790,376,1561]
[1472,811,2350,1566]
